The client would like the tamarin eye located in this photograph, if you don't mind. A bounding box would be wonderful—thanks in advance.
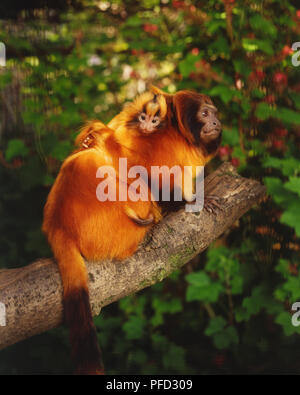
[139,113,147,121]
[152,117,159,124]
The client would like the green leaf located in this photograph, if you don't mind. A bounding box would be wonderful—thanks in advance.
[263,157,300,177]
[255,102,273,120]
[142,0,160,8]
[277,107,300,125]
[185,271,211,287]
[242,292,262,316]
[233,59,252,77]
[178,53,202,78]
[5,139,29,161]
[249,15,277,37]
[275,259,290,279]
[284,177,300,197]
[151,296,182,327]
[209,36,230,56]
[119,295,146,316]
[255,104,300,124]
[231,274,244,295]
[242,38,273,55]
[186,281,224,303]
[205,19,226,35]
[212,326,239,349]
[275,311,300,336]
[205,316,226,336]
[247,139,266,155]
[241,97,251,117]
[124,15,144,27]
[251,88,265,99]
[162,343,186,371]
[123,315,145,340]
[281,275,300,301]
[152,297,182,314]
[280,203,300,237]
[289,92,300,110]
[206,246,231,270]
[264,177,295,206]
[209,85,236,104]
[151,334,187,372]
[236,285,282,322]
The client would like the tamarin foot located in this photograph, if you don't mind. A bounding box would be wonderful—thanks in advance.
[203,195,223,214]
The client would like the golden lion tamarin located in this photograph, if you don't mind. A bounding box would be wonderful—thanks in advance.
[42,87,222,375]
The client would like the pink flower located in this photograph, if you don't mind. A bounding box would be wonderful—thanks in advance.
[231,158,240,167]
[272,72,288,87]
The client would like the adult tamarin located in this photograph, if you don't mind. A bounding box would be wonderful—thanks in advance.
[43,88,222,375]
[42,121,161,375]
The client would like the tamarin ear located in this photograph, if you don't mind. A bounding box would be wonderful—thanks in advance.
[172,92,199,144]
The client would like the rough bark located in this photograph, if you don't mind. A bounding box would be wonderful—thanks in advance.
[0,162,266,350]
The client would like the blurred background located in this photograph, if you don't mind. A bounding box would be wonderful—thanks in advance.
[0,0,300,375]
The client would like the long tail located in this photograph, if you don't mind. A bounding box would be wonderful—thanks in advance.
[53,234,104,375]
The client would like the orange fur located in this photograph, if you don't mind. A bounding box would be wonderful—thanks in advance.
[42,122,161,375]
[43,88,221,375]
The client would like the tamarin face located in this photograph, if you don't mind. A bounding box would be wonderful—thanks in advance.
[172,90,222,153]
[138,110,161,134]
[126,92,167,135]
[197,102,221,144]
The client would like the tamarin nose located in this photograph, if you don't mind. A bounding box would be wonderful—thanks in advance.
[213,119,221,129]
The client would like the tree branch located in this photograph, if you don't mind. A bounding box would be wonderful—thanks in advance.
[0,162,266,350]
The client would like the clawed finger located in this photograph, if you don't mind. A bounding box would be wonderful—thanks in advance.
[204,195,223,214]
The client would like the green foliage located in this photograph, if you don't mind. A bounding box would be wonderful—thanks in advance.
[179,53,202,78]
[1,0,300,375]
[5,139,29,161]
[205,317,239,350]
[186,271,224,302]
